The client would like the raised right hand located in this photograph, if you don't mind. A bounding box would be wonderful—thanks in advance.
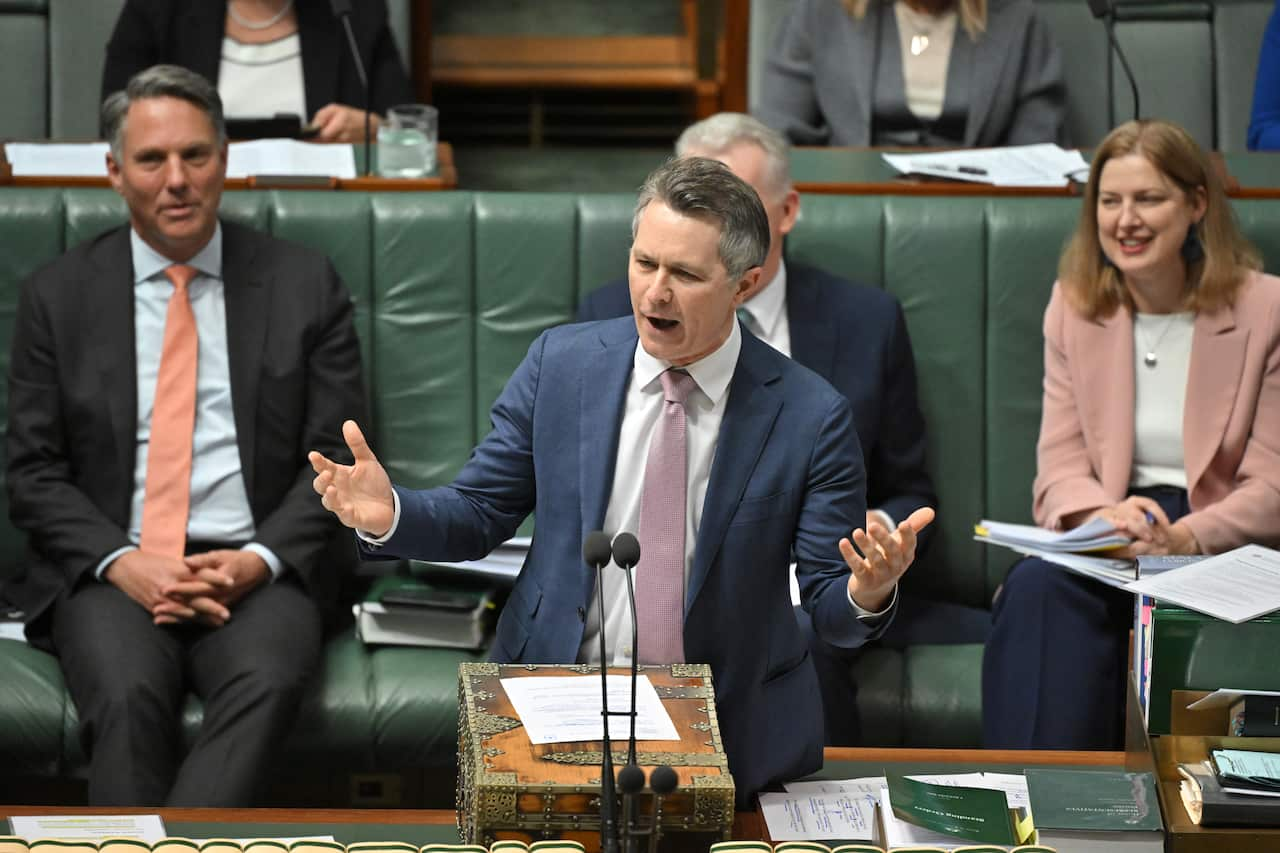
[309,419,396,537]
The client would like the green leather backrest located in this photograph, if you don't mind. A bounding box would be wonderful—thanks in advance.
[5,188,1280,611]
[0,0,49,139]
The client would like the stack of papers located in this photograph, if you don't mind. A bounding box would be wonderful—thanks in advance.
[3,140,356,179]
[882,144,1089,187]
[975,517,1130,552]
[413,535,530,587]
[1125,544,1280,623]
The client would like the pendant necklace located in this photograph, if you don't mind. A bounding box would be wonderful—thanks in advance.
[899,2,937,55]
[1136,315,1178,369]
[228,0,294,31]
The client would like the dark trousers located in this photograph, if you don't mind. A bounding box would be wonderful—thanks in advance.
[52,577,322,806]
[797,593,992,746]
[981,486,1190,749]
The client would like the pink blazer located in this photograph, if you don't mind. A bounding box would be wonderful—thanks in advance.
[1033,271,1280,554]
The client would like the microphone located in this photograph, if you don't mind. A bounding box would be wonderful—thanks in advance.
[583,531,620,853]
[610,532,643,853]
[329,0,374,176]
[1086,0,1140,125]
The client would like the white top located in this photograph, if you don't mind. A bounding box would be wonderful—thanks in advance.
[217,34,307,121]
[740,260,792,357]
[894,2,958,122]
[1130,312,1195,489]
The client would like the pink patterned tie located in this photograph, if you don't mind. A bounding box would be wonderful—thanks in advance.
[636,369,696,664]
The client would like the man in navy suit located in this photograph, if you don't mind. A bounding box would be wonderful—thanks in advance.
[578,113,989,745]
[310,156,933,803]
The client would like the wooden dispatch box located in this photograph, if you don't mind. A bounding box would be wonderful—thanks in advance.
[456,662,734,851]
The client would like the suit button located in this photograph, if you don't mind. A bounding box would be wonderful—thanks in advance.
[577,606,586,622]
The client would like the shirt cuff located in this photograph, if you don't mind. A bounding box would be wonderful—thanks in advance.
[847,583,898,625]
[356,489,402,547]
[96,545,137,580]
[242,543,285,581]
[870,507,896,531]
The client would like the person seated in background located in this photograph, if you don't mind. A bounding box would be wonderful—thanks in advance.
[102,0,413,143]
[1248,1,1280,150]
[310,155,935,804]
[577,111,989,745]
[983,118,1280,750]
[756,0,1066,148]
[4,64,365,805]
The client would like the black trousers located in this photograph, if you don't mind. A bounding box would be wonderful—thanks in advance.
[52,575,322,806]
[981,486,1190,749]
[797,593,992,746]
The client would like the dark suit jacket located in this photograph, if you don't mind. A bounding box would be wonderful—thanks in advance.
[577,262,936,540]
[756,0,1066,147]
[368,317,882,803]
[101,0,414,119]
[4,220,365,639]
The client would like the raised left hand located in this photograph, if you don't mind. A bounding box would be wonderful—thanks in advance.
[310,103,382,143]
[841,506,935,612]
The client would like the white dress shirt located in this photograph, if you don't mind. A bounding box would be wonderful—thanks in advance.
[96,225,282,578]
[740,260,792,357]
[1130,312,1194,489]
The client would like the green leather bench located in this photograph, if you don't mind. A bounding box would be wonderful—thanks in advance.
[2,188,1280,797]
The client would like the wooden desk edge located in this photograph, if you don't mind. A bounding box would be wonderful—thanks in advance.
[822,746,1126,765]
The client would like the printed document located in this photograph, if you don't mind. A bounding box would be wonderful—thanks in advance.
[1125,543,1280,623]
[8,815,166,842]
[500,674,678,744]
[882,144,1089,187]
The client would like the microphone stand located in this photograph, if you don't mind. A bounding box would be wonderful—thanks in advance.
[584,530,621,853]
[611,532,644,853]
[330,0,373,176]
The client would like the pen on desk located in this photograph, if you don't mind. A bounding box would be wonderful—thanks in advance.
[924,163,989,176]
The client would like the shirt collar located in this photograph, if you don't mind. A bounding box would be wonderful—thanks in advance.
[743,259,787,338]
[633,315,742,406]
[130,222,223,285]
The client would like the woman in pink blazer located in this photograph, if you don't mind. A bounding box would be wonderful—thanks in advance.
[983,119,1280,749]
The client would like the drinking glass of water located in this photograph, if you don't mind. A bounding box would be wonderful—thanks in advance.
[377,104,437,178]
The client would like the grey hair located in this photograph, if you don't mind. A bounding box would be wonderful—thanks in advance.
[675,112,792,201]
[632,156,770,281]
[102,64,227,160]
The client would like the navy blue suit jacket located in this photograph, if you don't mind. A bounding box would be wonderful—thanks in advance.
[578,262,936,536]
[372,317,879,802]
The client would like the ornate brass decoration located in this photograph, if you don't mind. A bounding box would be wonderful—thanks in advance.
[473,711,523,737]
[566,664,594,675]
[473,689,496,702]
[469,662,501,677]
[692,773,736,837]
[689,721,712,732]
[483,746,505,760]
[540,750,725,767]
[669,663,705,678]
[654,685,712,699]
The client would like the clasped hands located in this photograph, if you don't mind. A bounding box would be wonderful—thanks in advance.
[1078,496,1200,558]
[842,506,935,612]
[105,548,269,627]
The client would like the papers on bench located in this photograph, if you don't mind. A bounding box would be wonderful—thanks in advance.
[1125,543,1280,623]
[3,140,356,179]
[412,535,529,587]
[7,815,167,843]
[882,143,1089,187]
[499,674,679,744]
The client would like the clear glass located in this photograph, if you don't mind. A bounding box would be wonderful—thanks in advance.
[377,104,438,178]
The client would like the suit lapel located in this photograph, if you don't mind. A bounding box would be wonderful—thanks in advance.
[297,0,340,119]
[785,266,838,381]
[1078,308,1136,497]
[221,223,269,501]
[90,230,139,497]
[960,14,1002,146]
[688,337,783,612]
[182,1,227,84]
[841,3,880,143]
[1184,305,1245,495]
[578,323,635,539]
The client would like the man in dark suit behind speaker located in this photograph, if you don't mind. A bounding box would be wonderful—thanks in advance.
[577,113,990,745]
[3,65,365,805]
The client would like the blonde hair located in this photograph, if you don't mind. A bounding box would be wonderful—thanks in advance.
[843,0,986,39]
[1057,119,1260,321]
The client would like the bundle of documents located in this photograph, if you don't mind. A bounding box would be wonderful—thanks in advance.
[3,140,356,179]
[1179,750,1280,827]
[975,517,1136,589]
[411,535,529,588]
[882,143,1090,187]
[1124,543,1280,623]
[353,584,495,650]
